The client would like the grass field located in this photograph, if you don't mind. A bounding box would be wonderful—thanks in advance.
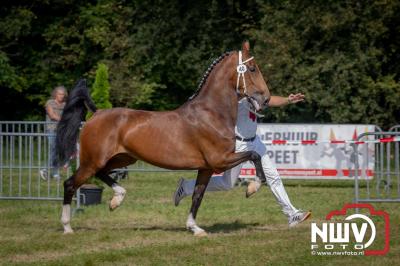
[0,172,399,265]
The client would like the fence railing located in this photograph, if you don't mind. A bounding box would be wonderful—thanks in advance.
[354,129,400,203]
[0,121,75,201]
[2,121,400,206]
[0,121,187,203]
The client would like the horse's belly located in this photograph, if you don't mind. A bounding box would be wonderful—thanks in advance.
[122,120,206,170]
[126,142,206,170]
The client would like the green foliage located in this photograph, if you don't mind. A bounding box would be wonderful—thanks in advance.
[0,51,26,92]
[91,63,112,109]
[251,0,400,127]
[0,0,399,128]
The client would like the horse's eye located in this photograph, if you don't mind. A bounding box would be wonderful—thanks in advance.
[249,66,256,72]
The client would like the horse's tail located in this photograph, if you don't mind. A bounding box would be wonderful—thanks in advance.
[54,79,97,167]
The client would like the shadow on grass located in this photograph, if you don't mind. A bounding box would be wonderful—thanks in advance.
[64,220,285,234]
[68,225,187,233]
[282,180,355,188]
[203,220,261,233]
[205,220,292,233]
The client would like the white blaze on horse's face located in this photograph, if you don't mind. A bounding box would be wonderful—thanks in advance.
[236,50,270,111]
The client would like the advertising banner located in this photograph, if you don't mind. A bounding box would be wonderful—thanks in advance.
[239,124,376,180]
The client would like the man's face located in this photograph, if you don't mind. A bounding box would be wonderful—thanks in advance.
[55,90,66,103]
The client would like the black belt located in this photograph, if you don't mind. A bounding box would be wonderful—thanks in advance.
[235,135,256,142]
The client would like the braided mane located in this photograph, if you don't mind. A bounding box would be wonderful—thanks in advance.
[189,51,232,100]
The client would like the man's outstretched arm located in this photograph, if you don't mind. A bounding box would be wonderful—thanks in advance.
[268,93,305,107]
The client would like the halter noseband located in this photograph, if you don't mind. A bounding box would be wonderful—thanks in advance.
[236,50,254,96]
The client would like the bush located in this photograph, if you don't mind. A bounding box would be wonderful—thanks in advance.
[92,63,112,109]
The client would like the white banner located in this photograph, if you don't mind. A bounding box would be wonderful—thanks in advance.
[239,124,376,180]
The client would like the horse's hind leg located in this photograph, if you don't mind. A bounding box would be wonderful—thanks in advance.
[186,169,213,236]
[61,166,95,234]
[96,171,126,211]
[97,155,137,211]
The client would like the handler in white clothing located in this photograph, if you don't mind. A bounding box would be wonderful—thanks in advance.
[173,93,311,227]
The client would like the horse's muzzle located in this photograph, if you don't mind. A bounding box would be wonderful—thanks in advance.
[247,92,270,111]
[248,96,262,111]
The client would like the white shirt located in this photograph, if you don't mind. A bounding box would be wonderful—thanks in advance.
[235,98,258,139]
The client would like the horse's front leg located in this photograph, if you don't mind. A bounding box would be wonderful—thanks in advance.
[186,151,266,236]
[186,169,213,236]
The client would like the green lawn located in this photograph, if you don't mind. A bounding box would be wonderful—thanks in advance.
[0,172,399,265]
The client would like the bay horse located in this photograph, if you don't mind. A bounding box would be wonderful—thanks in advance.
[56,41,270,236]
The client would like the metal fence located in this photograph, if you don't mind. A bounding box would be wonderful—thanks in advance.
[2,121,400,206]
[354,128,400,204]
[0,121,185,203]
[0,121,73,200]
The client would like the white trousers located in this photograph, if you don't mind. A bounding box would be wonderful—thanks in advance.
[182,136,298,217]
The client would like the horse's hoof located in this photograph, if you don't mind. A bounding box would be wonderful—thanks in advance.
[63,227,74,234]
[194,230,208,237]
[109,198,122,211]
[245,180,261,198]
[109,200,118,211]
[109,190,126,211]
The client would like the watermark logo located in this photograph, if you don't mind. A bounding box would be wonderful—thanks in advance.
[310,203,389,256]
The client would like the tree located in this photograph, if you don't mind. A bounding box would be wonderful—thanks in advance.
[251,0,400,128]
[91,63,112,109]
[0,0,399,128]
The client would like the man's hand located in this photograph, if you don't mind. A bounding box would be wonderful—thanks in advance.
[269,93,305,107]
[288,93,305,104]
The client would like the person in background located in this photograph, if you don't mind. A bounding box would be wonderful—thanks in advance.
[40,86,67,180]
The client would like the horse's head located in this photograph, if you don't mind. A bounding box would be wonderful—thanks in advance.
[235,41,270,111]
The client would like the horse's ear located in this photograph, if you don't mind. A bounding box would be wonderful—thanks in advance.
[241,41,250,57]
[75,78,87,89]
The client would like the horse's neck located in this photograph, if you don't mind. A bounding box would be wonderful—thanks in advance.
[191,60,238,125]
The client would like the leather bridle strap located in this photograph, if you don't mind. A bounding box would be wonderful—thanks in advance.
[236,50,254,96]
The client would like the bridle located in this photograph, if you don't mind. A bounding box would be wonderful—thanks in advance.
[235,50,254,97]
[235,51,264,117]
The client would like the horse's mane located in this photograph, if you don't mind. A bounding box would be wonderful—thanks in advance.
[189,51,232,101]
[54,79,97,166]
